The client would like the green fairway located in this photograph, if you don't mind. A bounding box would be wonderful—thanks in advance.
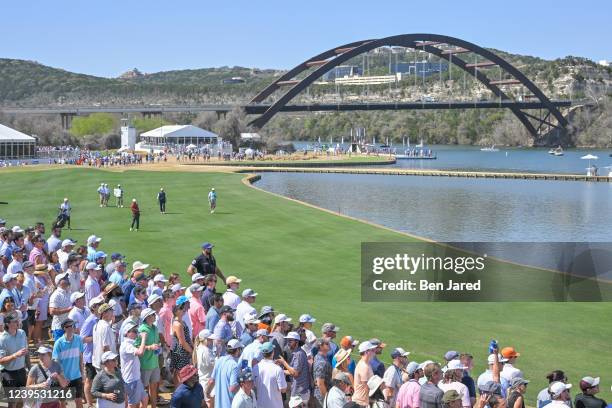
[1,167,610,402]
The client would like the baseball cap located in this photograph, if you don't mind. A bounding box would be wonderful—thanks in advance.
[61,239,76,247]
[406,361,420,375]
[358,341,377,353]
[369,338,387,348]
[87,235,102,245]
[89,296,105,308]
[131,261,149,273]
[225,275,241,285]
[94,251,106,259]
[242,288,258,298]
[334,371,352,385]
[238,370,253,383]
[2,273,16,283]
[201,242,214,249]
[550,381,572,397]
[61,319,75,329]
[445,350,460,361]
[37,346,53,355]
[198,329,213,341]
[299,314,316,323]
[321,323,339,333]
[176,295,189,307]
[580,377,600,390]
[510,377,530,388]
[123,321,139,334]
[0,219,6,224]
[171,283,185,292]
[260,341,274,354]
[447,360,468,370]
[274,314,292,324]
[227,339,243,350]
[259,306,274,317]
[10,226,23,233]
[487,354,506,365]
[86,262,100,270]
[101,351,118,363]
[255,329,270,338]
[418,360,434,370]
[22,261,34,269]
[341,336,359,348]
[70,292,85,304]
[391,347,411,359]
[111,252,124,260]
[443,390,462,403]
[189,283,203,293]
[98,303,112,315]
[501,347,520,359]
[285,332,300,341]
[154,274,168,283]
[244,315,261,325]
[191,273,204,282]
[219,305,234,314]
[140,308,156,321]
[54,273,69,285]
[480,381,503,395]
[147,293,162,305]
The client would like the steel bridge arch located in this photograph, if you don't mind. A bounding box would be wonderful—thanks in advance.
[247,33,568,137]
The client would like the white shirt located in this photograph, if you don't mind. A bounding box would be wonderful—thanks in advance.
[67,269,81,294]
[120,337,141,384]
[85,276,100,305]
[67,306,88,334]
[57,249,71,272]
[252,358,287,408]
[196,344,216,388]
[23,273,38,310]
[501,363,523,383]
[301,328,317,356]
[222,289,241,310]
[47,235,62,253]
[231,387,257,408]
[439,381,471,408]
[383,364,403,408]
[92,319,116,369]
[60,202,71,216]
[6,259,23,275]
[235,300,256,329]
[49,288,71,330]
[240,340,263,368]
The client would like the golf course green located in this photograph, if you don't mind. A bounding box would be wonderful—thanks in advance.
[1,167,610,402]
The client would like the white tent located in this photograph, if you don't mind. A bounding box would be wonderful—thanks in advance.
[0,123,36,159]
[240,132,262,141]
[140,125,219,146]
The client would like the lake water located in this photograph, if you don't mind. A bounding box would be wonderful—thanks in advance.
[292,142,612,174]
[255,172,612,279]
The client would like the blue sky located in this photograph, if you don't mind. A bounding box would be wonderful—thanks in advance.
[1,0,610,77]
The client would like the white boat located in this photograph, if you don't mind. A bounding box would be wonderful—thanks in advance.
[480,145,499,152]
[416,139,424,148]
[548,146,564,156]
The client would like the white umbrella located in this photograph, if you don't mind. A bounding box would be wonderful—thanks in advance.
[117,146,130,152]
[186,144,197,149]
[581,154,599,168]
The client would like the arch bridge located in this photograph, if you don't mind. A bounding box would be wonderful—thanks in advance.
[246,34,570,139]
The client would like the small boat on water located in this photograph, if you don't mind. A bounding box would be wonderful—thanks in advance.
[548,146,564,156]
[480,145,499,152]
[396,147,437,160]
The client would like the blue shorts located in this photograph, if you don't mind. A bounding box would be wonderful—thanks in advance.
[125,380,146,405]
[52,329,65,341]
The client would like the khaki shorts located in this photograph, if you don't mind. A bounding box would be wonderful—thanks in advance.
[141,367,160,386]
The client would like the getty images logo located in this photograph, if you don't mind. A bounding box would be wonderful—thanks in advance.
[371,253,487,275]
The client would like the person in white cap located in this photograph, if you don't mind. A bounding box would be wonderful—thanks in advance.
[150,274,168,297]
[324,372,352,408]
[135,308,163,407]
[188,283,207,340]
[49,272,72,341]
[92,303,117,371]
[26,346,69,401]
[297,314,317,356]
[120,321,148,408]
[270,313,292,358]
[157,187,167,215]
[477,354,509,397]
[396,361,423,408]
[207,338,243,407]
[59,197,72,229]
[91,351,125,408]
[232,370,257,408]
[288,395,306,408]
[114,184,124,208]
[102,184,110,207]
[576,376,606,408]
[439,359,471,408]
[97,183,105,207]
[353,341,377,406]
[240,328,269,368]
[208,187,217,214]
[383,347,411,407]
[84,262,102,305]
[86,235,102,262]
[222,276,242,309]
[67,291,88,334]
[548,382,573,408]
[235,288,257,330]
[193,328,216,403]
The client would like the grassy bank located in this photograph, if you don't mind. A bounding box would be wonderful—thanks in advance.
[1,167,610,402]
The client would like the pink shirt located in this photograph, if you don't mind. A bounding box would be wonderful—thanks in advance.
[28,247,47,265]
[188,297,206,340]
[396,379,421,408]
[158,303,174,345]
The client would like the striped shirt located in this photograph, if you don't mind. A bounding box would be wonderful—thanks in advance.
[52,334,84,381]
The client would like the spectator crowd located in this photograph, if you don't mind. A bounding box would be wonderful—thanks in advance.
[0,217,608,408]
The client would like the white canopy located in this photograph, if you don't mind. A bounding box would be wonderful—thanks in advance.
[240,132,261,141]
[141,125,218,140]
[0,123,36,142]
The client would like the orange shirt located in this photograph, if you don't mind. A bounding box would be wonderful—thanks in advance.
[353,359,373,406]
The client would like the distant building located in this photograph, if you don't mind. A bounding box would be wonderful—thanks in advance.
[0,123,37,159]
[598,60,610,67]
[222,77,246,84]
[335,74,399,86]
[389,61,448,76]
[322,65,362,81]
[140,125,219,146]
[119,68,145,79]
[240,132,262,141]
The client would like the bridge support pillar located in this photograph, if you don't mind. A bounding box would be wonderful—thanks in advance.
[142,111,162,119]
[216,111,227,120]
[60,113,75,130]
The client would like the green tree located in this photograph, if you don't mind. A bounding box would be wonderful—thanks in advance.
[132,117,172,133]
[71,113,117,137]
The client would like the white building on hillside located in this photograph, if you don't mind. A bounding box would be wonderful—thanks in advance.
[140,125,219,146]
